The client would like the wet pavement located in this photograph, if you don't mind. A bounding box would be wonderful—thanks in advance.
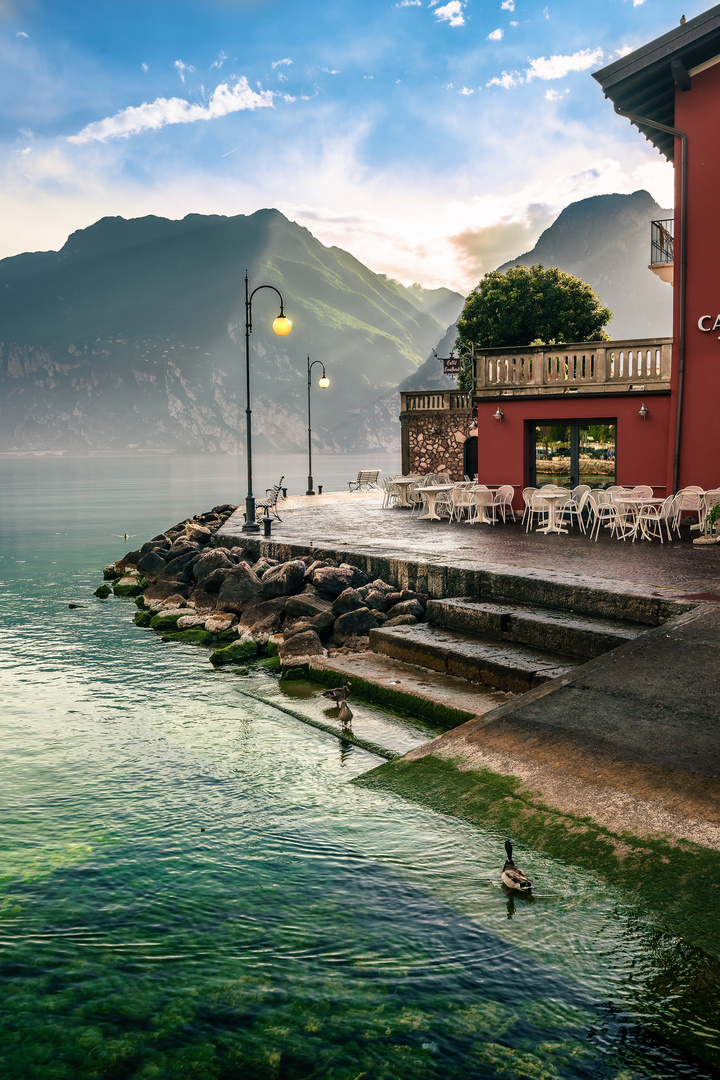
[237,491,720,602]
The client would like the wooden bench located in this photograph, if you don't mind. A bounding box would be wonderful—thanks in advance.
[257,476,285,520]
[348,469,381,490]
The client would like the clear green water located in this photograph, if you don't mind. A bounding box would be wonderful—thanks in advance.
[1,454,718,1080]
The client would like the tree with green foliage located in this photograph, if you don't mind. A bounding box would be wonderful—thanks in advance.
[455,264,612,390]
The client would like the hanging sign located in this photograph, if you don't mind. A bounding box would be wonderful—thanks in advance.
[443,355,462,374]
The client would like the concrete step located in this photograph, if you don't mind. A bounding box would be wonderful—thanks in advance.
[426,597,647,660]
[369,623,581,694]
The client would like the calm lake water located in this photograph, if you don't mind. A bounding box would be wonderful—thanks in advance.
[1,452,719,1080]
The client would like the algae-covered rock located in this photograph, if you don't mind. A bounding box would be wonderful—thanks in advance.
[280,665,309,680]
[103,563,120,580]
[161,628,215,646]
[150,611,184,631]
[94,584,112,599]
[257,655,281,670]
[134,611,153,627]
[113,575,146,598]
[210,638,259,666]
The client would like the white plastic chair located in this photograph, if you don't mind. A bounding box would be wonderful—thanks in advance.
[677,486,705,531]
[521,487,537,528]
[493,485,516,523]
[587,493,618,541]
[449,485,474,522]
[632,485,653,498]
[637,494,679,543]
[526,490,549,532]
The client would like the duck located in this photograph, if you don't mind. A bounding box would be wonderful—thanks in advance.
[322,682,350,705]
[338,700,353,728]
[501,840,533,892]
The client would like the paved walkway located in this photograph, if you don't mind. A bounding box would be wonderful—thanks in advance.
[256,491,720,602]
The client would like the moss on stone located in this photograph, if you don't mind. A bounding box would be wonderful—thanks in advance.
[161,628,215,646]
[134,611,153,627]
[311,667,473,728]
[355,754,720,958]
[210,638,259,666]
[280,665,309,681]
[94,584,112,599]
[113,580,144,598]
[150,612,184,631]
[257,655,282,670]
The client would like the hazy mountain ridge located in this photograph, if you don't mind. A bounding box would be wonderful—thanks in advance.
[0,209,450,453]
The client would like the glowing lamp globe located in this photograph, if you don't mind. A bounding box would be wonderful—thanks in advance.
[319,376,330,388]
[272,315,292,337]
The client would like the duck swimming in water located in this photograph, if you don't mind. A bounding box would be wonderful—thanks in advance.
[501,840,532,892]
[322,682,350,705]
[338,700,353,728]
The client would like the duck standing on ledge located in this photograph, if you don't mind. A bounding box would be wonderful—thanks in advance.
[322,682,350,705]
[338,701,353,728]
[502,840,533,892]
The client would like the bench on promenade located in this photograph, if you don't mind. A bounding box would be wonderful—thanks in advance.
[257,476,285,520]
[348,470,381,491]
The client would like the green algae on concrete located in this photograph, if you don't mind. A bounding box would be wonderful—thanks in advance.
[355,754,720,958]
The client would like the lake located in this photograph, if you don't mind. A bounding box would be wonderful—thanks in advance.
[1,452,718,1080]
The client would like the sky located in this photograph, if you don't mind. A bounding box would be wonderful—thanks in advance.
[1,0,705,292]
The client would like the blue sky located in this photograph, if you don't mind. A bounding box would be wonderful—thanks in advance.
[1,0,703,290]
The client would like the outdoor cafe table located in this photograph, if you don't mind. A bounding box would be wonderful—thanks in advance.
[466,487,495,525]
[392,476,423,508]
[535,491,568,535]
[417,484,456,521]
[613,495,665,540]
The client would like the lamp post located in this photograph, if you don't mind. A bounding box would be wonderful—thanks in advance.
[242,270,291,532]
[306,355,329,495]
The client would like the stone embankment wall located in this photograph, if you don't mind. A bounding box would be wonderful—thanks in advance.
[404,410,475,479]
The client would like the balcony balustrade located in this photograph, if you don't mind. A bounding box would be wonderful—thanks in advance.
[400,390,473,413]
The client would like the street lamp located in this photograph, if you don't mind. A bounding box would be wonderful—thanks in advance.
[242,270,292,532]
[306,355,329,495]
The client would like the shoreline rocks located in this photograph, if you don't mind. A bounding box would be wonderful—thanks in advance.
[98,503,430,668]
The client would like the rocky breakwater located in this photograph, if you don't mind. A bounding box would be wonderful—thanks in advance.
[98,505,429,672]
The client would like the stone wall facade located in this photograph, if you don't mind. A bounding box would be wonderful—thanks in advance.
[401,409,476,479]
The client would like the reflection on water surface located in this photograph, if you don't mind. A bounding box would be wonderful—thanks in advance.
[0,454,718,1079]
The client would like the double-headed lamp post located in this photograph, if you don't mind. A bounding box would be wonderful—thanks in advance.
[242,270,292,532]
[306,355,329,495]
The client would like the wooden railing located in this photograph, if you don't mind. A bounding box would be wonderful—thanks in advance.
[400,390,473,413]
[474,337,672,397]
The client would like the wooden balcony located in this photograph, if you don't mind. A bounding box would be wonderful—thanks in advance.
[473,337,672,399]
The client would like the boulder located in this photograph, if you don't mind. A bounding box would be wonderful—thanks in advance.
[204,613,237,634]
[278,630,325,664]
[216,562,263,614]
[312,565,357,596]
[282,619,315,640]
[189,584,219,611]
[238,597,288,630]
[401,589,427,608]
[176,614,208,630]
[262,559,307,599]
[383,592,403,609]
[383,614,418,627]
[140,538,170,557]
[210,638,260,666]
[253,557,280,578]
[386,598,425,620]
[198,567,228,594]
[193,549,233,585]
[113,573,144,598]
[309,609,336,636]
[94,584,112,599]
[247,613,283,645]
[338,562,369,588]
[185,523,212,545]
[333,607,378,642]
[362,589,390,612]
[304,558,336,581]
[150,611,185,631]
[159,549,201,582]
[331,587,366,616]
[137,549,167,579]
[284,587,333,620]
[144,581,190,602]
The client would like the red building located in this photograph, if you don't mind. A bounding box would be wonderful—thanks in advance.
[463,6,720,505]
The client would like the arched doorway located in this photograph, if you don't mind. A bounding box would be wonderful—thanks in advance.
[463,436,478,479]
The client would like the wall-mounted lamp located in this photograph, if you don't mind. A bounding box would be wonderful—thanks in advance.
[637,401,649,420]
[493,406,504,422]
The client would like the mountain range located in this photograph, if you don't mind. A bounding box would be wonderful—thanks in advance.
[0,191,672,454]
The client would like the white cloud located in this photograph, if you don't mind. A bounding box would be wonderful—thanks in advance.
[142,62,149,72]
[543,6,549,17]
[433,2,466,28]
[633,0,646,6]
[501,0,515,9]
[16,30,28,37]
[394,0,422,6]
[319,67,340,74]
[510,20,518,26]
[486,71,519,89]
[459,86,474,95]
[487,28,503,40]
[525,47,603,81]
[272,58,292,68]
[613,45,634,58]
[68,77,274,145]
[544,88,568,100]
[211,51,228,71]
[174,60,195,83]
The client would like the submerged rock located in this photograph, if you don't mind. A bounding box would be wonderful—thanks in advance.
[210,638,260,666]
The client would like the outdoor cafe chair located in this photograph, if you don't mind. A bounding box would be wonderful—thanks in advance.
[449,485,474,522]
[632,485,654,499]
[677,486,705,531]
[637,494,679,543]
[521,487,537,528]
[493,485,516,523]
[558,489,589,533]
[381,477,400,508]
[587,493,619,541]
[526,490,550,532]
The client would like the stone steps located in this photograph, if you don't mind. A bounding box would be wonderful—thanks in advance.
[426,597,646,660]
[368,623,582,695]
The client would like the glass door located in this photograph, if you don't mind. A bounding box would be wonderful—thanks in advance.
[531,421,616,488]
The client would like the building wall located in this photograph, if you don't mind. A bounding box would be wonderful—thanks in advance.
[404,410,475,479]
[671,61,720,490]
[477,394,672,506]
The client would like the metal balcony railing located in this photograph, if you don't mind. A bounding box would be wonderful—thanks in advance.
[651,218,674,265]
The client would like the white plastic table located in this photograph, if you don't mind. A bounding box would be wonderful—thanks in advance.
[535,491,568,535]
[417,485,455,520]
[466,488,495,525]
[392,476,422,508]
[614,496,665,540]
